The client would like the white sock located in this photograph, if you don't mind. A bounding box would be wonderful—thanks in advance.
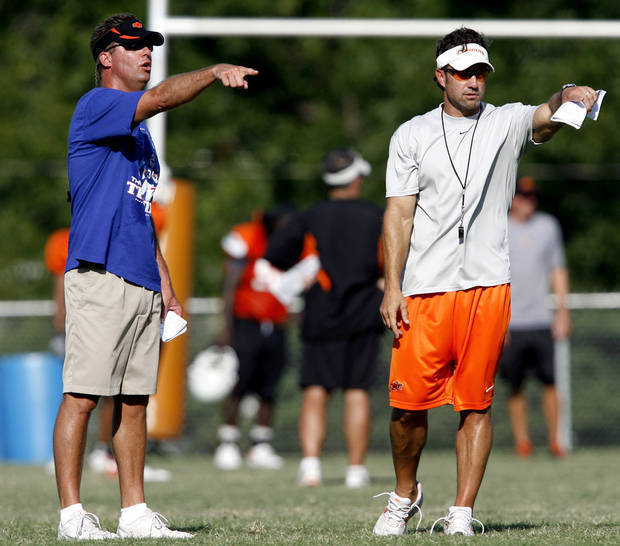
[60,503,84,524]
[120,502,148,522]
[393,492,412,504]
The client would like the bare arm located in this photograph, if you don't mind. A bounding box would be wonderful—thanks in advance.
[155,236,182,319]
[379,195,417,338]
[135,63,259,123]
[550,267,571,340]
[532,85,597,143]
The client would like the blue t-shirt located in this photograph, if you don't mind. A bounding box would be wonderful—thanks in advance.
[66,87,161,291]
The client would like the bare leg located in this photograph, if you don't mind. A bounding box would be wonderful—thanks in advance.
[542,385,563,452]
[343,389,370,466]
[96,397,114,445]
[53,393,99,508]
[454,408,493,508]
[507,391,531,450]
[112,395,148,508]
[390,409,427,500]
[222,395,241,426]
[256,399,274,427]
[299,386,329,458]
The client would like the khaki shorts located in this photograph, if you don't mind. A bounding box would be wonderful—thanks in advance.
[63,266,161,396]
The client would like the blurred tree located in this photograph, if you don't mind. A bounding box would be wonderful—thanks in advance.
[1,0,619,298]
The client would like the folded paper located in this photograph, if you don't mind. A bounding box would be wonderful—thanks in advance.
[550,89,606,129]
[160,310,188,342]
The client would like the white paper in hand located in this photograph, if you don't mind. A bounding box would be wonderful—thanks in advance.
[160,310,188,342]
[550,89,606,129]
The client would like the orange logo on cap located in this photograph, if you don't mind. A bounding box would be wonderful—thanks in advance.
[132,22,143,28]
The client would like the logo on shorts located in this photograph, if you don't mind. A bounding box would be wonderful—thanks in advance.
[389,380,404,392]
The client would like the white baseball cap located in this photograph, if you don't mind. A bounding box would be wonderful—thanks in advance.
[436,43,494,72]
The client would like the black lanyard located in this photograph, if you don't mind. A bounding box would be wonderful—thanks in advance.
[440,105,482,244]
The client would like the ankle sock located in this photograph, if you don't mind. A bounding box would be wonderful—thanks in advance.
[120,502,148,522]
[60,503,84,524]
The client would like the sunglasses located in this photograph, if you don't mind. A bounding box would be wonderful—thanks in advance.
[443,66,489,82]
[516,190,538,198]
[104,41,153,53]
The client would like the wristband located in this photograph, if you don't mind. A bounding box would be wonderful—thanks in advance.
[561,83,576,97]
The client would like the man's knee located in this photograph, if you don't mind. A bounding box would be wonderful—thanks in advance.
[61,392,99,414]
[459,407,492,429]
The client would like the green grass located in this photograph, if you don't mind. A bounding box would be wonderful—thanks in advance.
[1,448,619,544]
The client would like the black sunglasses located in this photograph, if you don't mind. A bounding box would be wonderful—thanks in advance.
[104,41,153,53]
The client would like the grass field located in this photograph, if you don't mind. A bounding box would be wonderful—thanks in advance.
[1,447,619,544]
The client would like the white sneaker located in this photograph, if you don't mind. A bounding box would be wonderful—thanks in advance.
[297,457,322,486]
[373,481,423,536]
[117,508,193,539]
[430,505,485,536]
[214,442,243,470]
[143,464,172,482]
[246,443,284,469]
[345,465,370,488]
[58,511,118,540]
[87,447,118,477]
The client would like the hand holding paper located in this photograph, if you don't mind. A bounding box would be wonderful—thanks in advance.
[550,89,606,129]
[160,310,188,342]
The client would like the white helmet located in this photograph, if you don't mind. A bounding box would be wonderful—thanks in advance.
[187,345,239,402]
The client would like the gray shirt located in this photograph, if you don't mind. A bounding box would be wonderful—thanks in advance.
[386,102,539,296]
[508,211,566,329]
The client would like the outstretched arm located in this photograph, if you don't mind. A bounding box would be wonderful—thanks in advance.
[135,64,258,122]
[379,195,417,338]
[532,84,597,143]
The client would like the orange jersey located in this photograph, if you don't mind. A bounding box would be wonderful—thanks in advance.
[44,228,70,276]
[388,284,511,412]
[222,221,288,323]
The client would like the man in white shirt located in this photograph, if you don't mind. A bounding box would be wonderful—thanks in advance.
[374,27,597,536]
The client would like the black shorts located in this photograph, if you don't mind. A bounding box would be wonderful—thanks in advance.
[499,328,555,390]
[300,331,380,392]
[231,318,287,402]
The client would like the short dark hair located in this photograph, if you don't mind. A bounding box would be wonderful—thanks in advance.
[322,148,356,175]
[433,27,491,90]
[436,27,491,58]
[90,12,140,86]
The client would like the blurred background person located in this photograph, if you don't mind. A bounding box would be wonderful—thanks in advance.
[213,205,296,470]
[500,176,571,458]
[264,149,384,488]
[44,223,170,481]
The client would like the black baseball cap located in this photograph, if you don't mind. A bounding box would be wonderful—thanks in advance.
[92,18,164,61]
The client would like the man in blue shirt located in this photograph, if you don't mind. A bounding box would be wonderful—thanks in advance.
[54,12,257,540]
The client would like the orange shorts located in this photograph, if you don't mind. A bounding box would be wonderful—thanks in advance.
[388,284,510,412]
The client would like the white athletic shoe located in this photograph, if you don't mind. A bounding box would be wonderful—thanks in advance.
[373,482,424,536]
[246,443,284,469]
[430,505,485,536]
[214,442,243,470]
[345,465,370,488]
[297,457,322,486]
[58,511,118,540]
[87,447,118,477]
[143,464,172,482]
[117,508,194,539]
